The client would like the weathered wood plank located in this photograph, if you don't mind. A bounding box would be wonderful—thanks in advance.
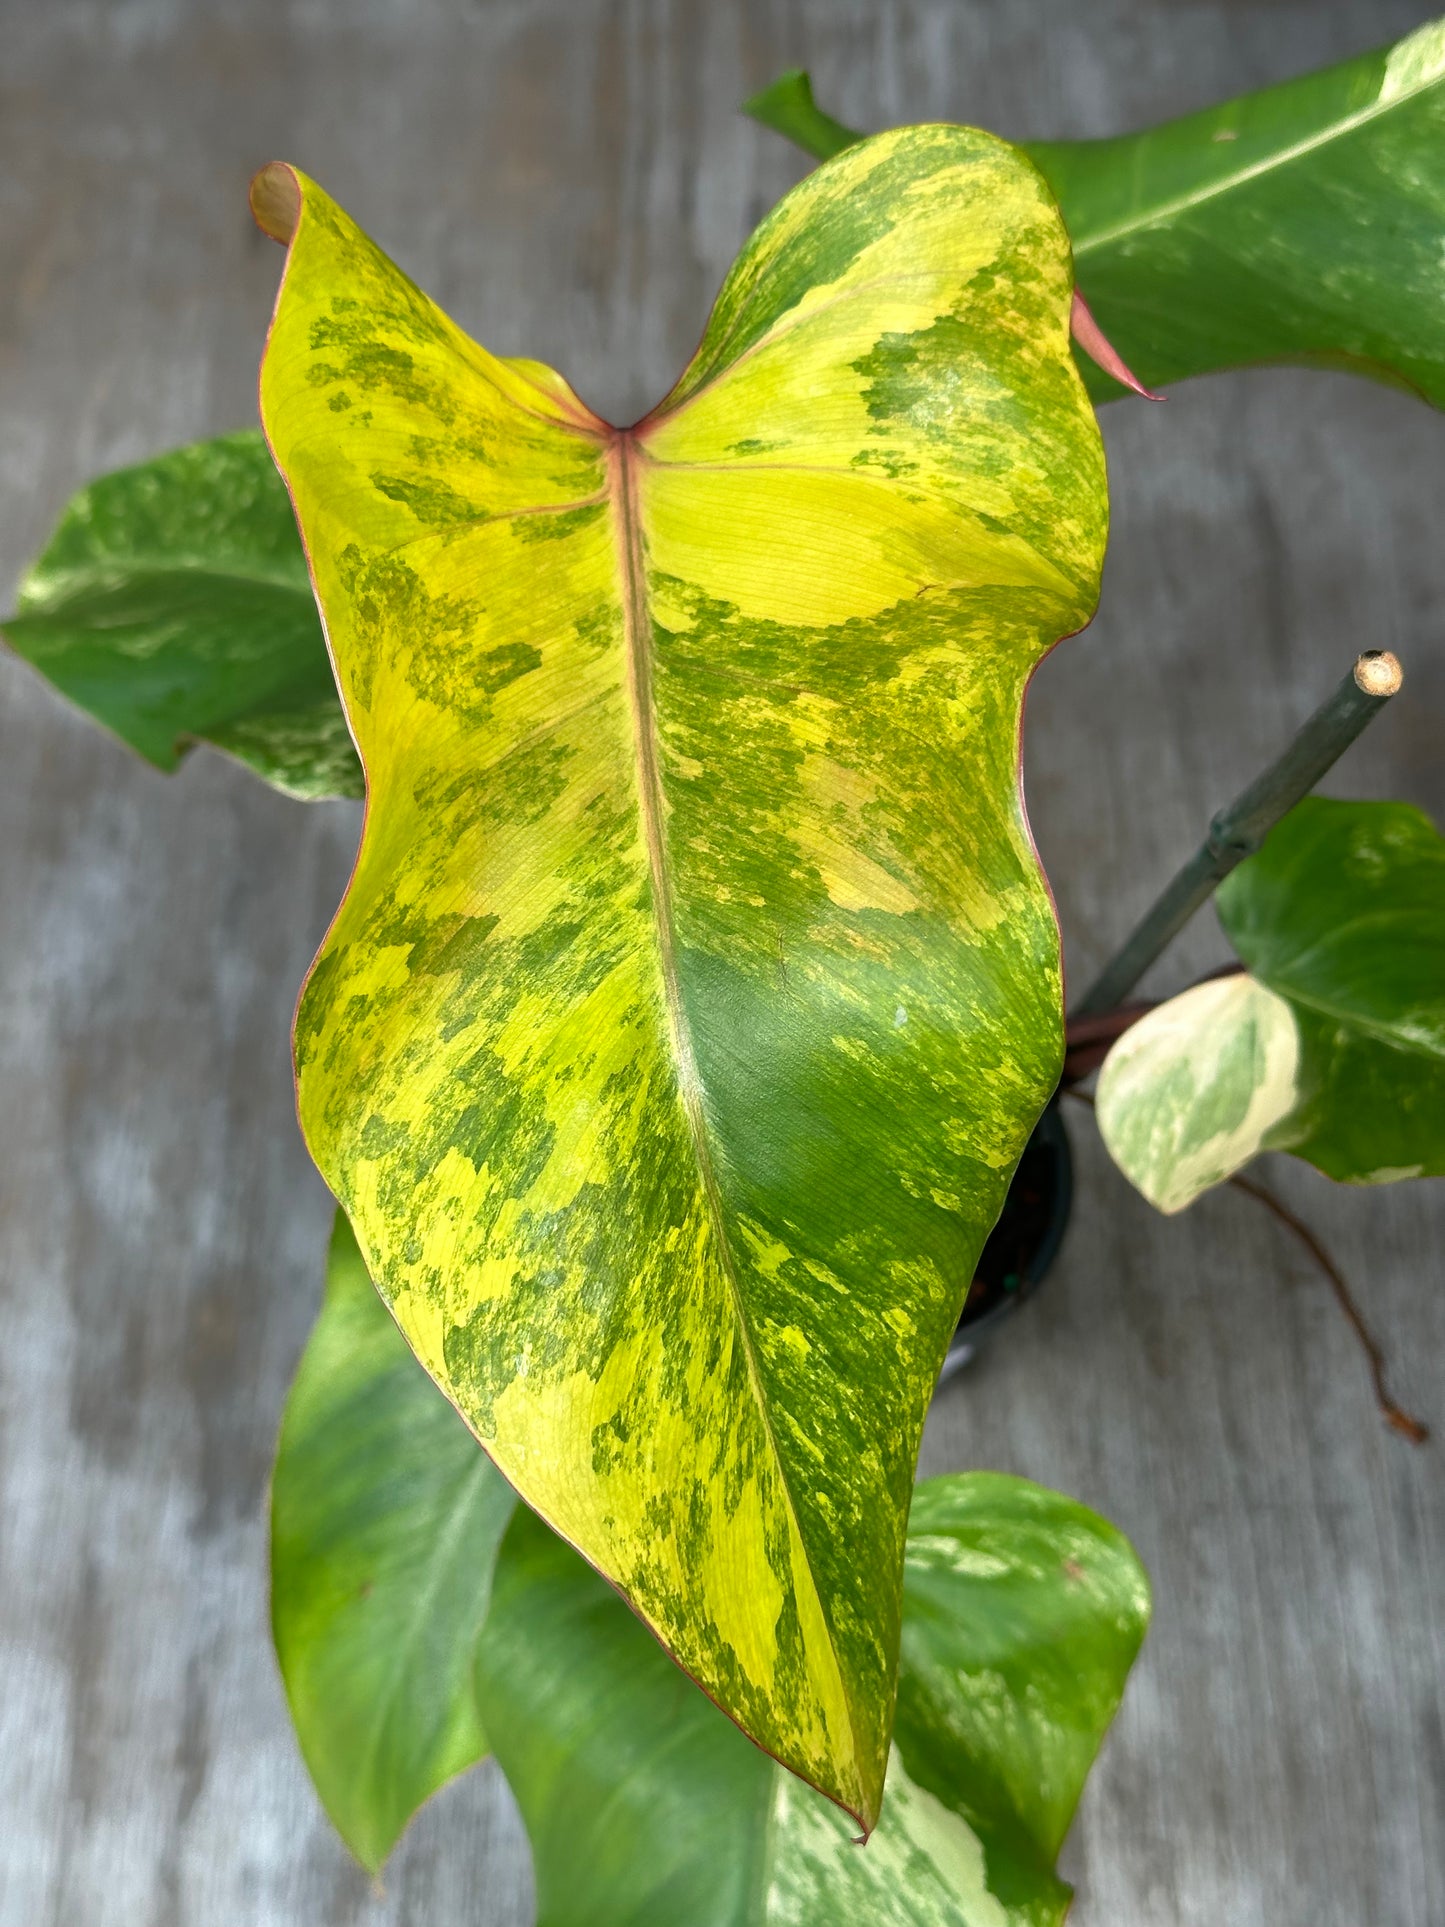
[0,3,1440,1922]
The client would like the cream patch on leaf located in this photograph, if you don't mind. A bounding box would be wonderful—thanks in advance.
[766,1745,1009,1925]
[1380,17,1445,102]
[1097,974,1302,1213]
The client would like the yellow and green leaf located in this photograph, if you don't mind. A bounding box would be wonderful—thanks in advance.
[749,20,1445,408]
[254,127,1107,1828]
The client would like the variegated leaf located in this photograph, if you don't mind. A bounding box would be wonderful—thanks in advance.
[748,19,1445,409]
[1216,797,1445,1185]
[1099,798,1445,1212]
[1,431,359,800]
[474,1476,1150,1926]
[254,127,1107,1826]
[1096,974,1302,1213]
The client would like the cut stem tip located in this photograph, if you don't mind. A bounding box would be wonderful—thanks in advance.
[1229,1174,1429,1447]
[1354,650,1402,698]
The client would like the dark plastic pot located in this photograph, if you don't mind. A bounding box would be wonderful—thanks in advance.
[938,1099,1072,1382]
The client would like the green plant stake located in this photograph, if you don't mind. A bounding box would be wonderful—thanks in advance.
[1073,650,1402,1017]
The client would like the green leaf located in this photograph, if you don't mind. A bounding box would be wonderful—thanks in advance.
[1095,973,1302,1212]
[474,1476,1149,1926]
[747,19,1445,406]
[1,430,361,800]
[271,1212,515,1871]
[743,71,859,162]
[895,1478,1150,1894]
[1032,18,1445,405]
[1216,796,1445,1185]
[256,125,1106,1828]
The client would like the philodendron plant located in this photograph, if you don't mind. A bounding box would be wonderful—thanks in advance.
[4,17,1442,1923]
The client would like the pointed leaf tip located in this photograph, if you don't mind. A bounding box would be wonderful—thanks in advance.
[251,162,301,244]
[1070,290,1163,400]
[741,69,861,161]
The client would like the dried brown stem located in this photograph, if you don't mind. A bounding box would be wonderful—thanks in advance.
[1227,1173,1428,1445]
[1063,1086,1427,1444]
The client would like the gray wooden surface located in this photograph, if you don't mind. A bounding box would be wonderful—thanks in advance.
[1,2,1441,1922]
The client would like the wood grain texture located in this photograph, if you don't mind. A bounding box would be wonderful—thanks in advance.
[0,2,1439,1923]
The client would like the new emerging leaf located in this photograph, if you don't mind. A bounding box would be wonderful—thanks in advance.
[254,127,1107,1826]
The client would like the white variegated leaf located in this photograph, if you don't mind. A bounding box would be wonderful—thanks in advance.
[1096,974,1301,1212]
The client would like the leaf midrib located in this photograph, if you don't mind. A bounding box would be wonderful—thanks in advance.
[1271,975,1445,1064]
[13,560,317,619]
[1069,53,1441,259]
[607,426,863,1803]
[349,1445,502,1860]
